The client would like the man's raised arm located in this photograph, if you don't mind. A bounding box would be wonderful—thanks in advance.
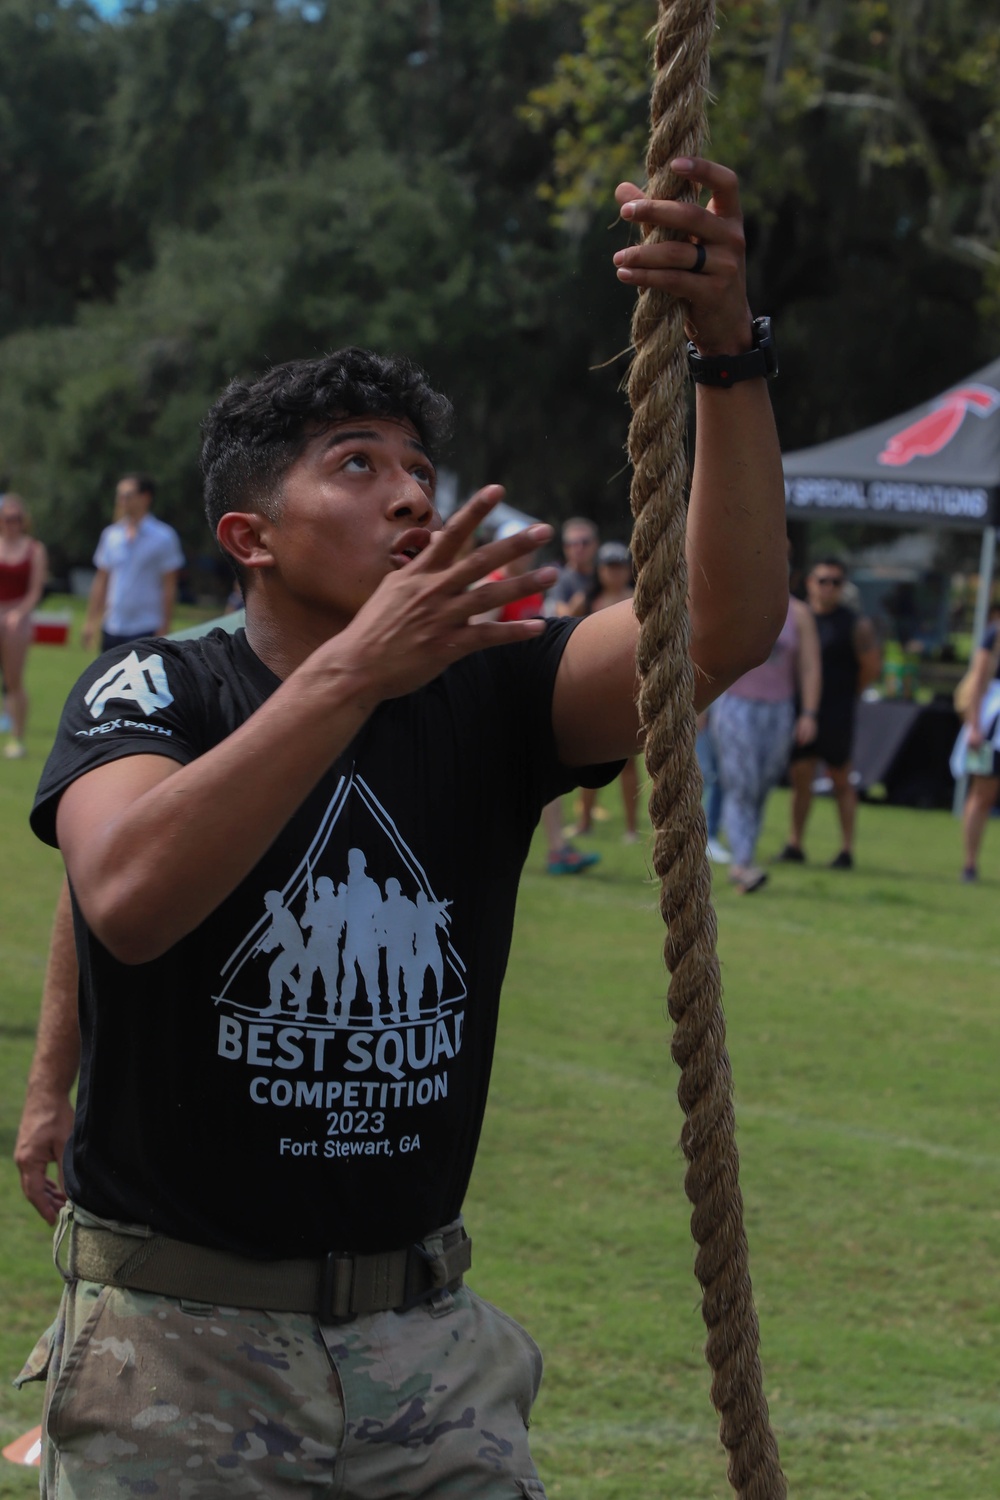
[554,158,787,769]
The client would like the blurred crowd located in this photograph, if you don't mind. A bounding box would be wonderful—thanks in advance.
[3,480,998,896]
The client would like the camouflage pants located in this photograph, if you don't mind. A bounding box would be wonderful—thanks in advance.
[17,1211,546,1498]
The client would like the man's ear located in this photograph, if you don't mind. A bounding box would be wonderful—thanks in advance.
[216,513,275,576]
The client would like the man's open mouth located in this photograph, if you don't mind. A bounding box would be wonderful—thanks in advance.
[392,528,433,564]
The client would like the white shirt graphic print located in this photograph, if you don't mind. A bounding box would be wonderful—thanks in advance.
[213,769,467,1144]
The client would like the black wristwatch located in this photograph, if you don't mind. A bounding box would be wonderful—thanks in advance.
[687,316,778,388]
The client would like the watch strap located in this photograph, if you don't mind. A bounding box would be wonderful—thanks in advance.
[687,316,777,388]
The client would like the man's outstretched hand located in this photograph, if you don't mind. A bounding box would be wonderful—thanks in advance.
[330,487,557,705]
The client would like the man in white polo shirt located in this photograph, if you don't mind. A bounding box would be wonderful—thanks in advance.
[81,473,185,651]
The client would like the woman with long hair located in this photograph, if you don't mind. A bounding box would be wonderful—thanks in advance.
[0,493,48,759]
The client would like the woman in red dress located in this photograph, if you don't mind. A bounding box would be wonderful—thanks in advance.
[0,494,48,758]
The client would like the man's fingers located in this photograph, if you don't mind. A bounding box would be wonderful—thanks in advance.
[459,566,557,619]
[419,486,505,569]
[447,618,548,658]
[671,156,742,219]
[616,157,742,230]
[615,181,646,209]
[19,1163,61,1225]
[448,524,555,593]
[613,156,752,353]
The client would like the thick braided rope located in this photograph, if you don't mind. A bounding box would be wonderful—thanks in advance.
[626,3,786,1496]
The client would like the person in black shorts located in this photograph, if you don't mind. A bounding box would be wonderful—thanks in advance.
[777,558,881,869]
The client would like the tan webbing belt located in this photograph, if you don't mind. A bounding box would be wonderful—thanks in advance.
[58,1209,471,1321]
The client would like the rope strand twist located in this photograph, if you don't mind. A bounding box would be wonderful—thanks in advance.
[626,2,786,1495]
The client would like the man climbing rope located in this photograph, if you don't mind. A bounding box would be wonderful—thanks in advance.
[18,158,786,1496]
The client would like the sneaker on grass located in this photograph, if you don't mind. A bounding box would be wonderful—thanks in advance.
[547,845,601,876]
[729,865,768,894]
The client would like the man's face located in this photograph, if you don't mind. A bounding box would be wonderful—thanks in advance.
[256,415,440,627]
[116,480,150,523]
[562,528,597,574]
[807,566,846,614]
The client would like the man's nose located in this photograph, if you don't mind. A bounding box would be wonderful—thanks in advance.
[388,477,435,525]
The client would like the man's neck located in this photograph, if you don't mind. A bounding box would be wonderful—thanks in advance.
[243,594,350,681]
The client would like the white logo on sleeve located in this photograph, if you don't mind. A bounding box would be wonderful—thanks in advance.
[85,652,174,720]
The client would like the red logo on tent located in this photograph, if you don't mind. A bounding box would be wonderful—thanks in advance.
[878,385,1000,466]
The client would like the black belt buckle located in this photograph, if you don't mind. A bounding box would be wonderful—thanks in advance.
[318,1251,353,1323]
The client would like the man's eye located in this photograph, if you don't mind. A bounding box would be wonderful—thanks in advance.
[413,466,435,486]
[343,454,371,471]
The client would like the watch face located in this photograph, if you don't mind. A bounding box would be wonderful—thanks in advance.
[753,317,778,377]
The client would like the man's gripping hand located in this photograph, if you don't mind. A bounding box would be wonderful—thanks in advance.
[613,157,754,357]
[326,487,556,707]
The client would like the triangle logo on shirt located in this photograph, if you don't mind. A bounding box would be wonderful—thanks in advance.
[213,771,466,1033]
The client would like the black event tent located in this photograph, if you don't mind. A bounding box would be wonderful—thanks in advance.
[783,354,1000,533]
[782,356,1000,807]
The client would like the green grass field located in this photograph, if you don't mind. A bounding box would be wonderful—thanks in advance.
[2,609,999,1497]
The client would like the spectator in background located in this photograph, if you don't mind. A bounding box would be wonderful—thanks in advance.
[574,541,641,843]
[954,603,1000,882]
[0,494,48,760]
[697,707,729,863]
[712,592,821,892]
[82,474,184,651]
[545,516,600,619]
[541,515,602,873]
[777,558,881,870]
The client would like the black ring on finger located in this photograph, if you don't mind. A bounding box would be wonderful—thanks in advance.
[689,242,707,275]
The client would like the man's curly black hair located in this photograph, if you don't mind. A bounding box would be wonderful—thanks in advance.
[201,348,454,580]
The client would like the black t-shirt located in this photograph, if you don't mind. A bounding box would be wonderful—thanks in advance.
[816,604,860,708]
[33,623,619,1257]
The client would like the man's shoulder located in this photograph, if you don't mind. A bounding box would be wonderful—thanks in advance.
[87,626,248,693]
[82,628,240,687]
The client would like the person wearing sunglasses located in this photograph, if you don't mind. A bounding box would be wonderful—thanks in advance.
[0,493,48,759]
[777,558,881,869]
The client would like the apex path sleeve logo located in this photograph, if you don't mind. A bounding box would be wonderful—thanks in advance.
[84,652,174,719]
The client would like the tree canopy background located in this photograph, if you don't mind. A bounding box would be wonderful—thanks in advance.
[1,0,998,587]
